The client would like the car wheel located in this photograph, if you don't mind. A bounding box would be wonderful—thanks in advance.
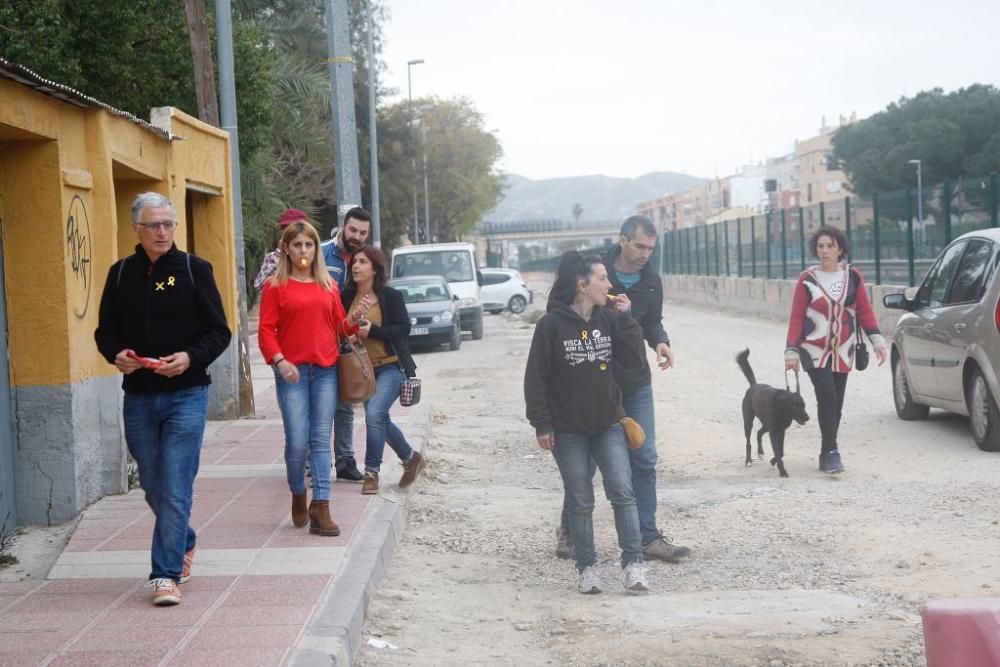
[471,318,484,340]
[893,355,929,420]
[449,324,461,351]
[508,295,527,314]
[968,367,1000,452]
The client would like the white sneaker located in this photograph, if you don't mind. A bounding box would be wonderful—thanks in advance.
[623,562,649,594]
[578,565,602,594]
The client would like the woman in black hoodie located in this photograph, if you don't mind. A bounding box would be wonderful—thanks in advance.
[524,251,649,595]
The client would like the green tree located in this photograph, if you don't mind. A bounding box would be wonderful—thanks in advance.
[832,85,1000,197]
[377,96,505,247]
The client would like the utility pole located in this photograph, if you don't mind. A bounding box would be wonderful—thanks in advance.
[214,0,253,417]
[326,0,362,224]
[365,1,381,246]
[407,58,424,243]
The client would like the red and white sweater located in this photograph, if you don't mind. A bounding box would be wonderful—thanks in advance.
[785,264,887,373]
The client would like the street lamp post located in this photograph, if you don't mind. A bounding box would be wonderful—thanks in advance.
[908,159,923,249]
[407,58,424,243]
[422,123,430,242]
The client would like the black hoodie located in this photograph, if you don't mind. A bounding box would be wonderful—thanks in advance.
[523,303,644,437]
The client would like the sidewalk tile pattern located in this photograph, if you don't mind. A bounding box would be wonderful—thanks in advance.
[0,374,416,666]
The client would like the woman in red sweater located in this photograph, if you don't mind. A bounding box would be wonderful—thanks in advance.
[785,226,888,474]
[258,221,369,536]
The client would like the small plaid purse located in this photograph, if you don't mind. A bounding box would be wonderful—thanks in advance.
[400,375,421,407]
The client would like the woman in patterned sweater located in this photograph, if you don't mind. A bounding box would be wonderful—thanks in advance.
[785,226,889,474]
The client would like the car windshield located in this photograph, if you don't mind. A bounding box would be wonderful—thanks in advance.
[392,280,451,303]
[393,250,475,282]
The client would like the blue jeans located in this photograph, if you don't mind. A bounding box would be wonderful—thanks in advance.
[551,423,643,572]
[363,365,414,472]
[333,400,356,470]
[273,364,337,500]
[561,383,660,544]
[123,385,209,583]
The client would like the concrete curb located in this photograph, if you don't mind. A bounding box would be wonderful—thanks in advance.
[288,399,433,667]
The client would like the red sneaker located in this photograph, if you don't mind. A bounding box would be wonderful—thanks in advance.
[179,548,195,584]
[149,578,181,606]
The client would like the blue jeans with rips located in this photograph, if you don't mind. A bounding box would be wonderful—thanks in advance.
[363,365,414,472]
[123,385,209,583]
[561,383,660,544]
[551,423,643,572]
[273,363,337,501]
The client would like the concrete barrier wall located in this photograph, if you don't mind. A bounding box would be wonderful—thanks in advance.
[662,274,910,338]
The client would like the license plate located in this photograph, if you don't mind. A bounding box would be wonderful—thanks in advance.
[411,327,429,335]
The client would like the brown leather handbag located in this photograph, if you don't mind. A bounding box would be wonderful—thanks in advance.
[338,334,376,403]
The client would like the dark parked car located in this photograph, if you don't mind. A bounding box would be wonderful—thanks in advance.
[884,228,1000,451]
[389,276,461,351]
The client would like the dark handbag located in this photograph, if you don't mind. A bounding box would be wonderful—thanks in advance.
[338,334,376,403]
[854,324,869,371]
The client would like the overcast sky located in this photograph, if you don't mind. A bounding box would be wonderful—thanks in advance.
[378,0,1000,181]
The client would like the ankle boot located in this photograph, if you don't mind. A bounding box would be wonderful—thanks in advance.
[291,493,308,527]
[308,500,341,536]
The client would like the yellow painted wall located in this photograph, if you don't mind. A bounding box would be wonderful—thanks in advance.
[0,80,236,388]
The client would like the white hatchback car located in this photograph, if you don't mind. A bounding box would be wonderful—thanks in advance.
[883,228,1000,451]
[480,268,533,314]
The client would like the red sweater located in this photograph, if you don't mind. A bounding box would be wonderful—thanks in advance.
[258,279,357,367]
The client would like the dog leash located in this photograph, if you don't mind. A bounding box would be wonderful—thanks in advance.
[785,368,800,393]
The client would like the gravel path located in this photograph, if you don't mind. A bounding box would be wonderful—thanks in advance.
[355,289,1000,666]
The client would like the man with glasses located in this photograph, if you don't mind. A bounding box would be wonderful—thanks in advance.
[95,192,231,606]
[554,216,691,564]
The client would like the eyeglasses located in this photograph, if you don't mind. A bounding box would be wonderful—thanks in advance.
[135,220,177,231]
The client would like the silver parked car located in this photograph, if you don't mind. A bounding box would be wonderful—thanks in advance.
[884,228,1000,451]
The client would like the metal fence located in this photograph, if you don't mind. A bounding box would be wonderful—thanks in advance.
[664,173,999,286]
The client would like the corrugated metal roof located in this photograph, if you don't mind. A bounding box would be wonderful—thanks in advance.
[0,57,173,140]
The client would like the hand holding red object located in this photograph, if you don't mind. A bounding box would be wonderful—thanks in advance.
[125,349,166,370]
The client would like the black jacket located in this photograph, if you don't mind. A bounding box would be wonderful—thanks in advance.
[95,244,232,394]
[603,245,671,392]
[523,303,644,436]
[340,283,417,378]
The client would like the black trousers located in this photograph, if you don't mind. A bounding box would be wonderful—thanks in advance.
[806,362,849,452]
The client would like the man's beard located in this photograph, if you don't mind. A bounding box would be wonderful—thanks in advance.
[344,237,364,253]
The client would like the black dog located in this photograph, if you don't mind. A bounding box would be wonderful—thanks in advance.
[736,349,810,477]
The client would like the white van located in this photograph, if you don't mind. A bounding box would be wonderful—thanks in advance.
[390,242,484,340]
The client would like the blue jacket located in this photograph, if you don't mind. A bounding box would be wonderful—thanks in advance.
[321,236,350,290]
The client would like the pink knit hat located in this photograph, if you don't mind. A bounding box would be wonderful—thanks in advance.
[278,208,309,227]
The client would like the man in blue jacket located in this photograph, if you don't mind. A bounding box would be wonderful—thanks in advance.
[556,216,691,563]
[322,207,372,481]
[95,192,231,606]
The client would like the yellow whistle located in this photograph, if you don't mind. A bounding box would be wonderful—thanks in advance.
[606,293,616,302]
[298,257,309,268]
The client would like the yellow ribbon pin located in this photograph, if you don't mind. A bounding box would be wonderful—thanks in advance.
[167,276,175,287]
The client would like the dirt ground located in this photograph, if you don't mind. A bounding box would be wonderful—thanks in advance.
[355,280,1000,667]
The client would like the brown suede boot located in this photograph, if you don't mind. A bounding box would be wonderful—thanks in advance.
[398,451,426,489]
[291,493,308,527]
[308,500,340,536]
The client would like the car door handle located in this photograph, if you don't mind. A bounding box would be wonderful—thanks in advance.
[954,323,966,332]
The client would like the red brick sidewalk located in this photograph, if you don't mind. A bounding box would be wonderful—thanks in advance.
[0,351,426,667]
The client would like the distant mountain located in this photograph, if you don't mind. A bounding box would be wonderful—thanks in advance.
[486,171,706,222]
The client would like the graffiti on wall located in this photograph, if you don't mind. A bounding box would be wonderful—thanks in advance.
[66,195,92,319]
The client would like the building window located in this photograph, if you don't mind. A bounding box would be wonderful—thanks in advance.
[807,183,813,203]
